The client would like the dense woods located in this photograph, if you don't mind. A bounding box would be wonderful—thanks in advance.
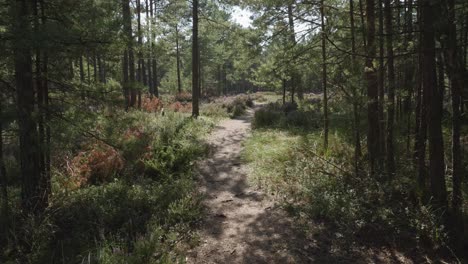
[0,0,467,262]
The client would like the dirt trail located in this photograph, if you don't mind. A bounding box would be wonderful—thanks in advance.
[187,108,308,264]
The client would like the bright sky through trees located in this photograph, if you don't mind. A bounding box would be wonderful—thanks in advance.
[232,6,253,28]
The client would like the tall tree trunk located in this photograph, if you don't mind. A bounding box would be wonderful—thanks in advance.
[150,0,158,97]
[122,0,131,108]
[320,0,329,150]
[0,96,8,243]
[384,0,396,176]
[358,0,367,48]
[93,53,97,82]
[176,24,182,94]
[34,0,48,203]
[365,0,381,175]
[137,0,143,108]
[40,0,50,189]
[350,0,362,175]
[97,54,105,83]
[403,0,414,152]
[123,50,130,110]
[287,3,299,102]
[14,0,45,213]
[79,56,86,101]
[440,0,464,248]
[146,0,153,95]
[421,0,447,209]
[192,0,200,117]
[87,53,91,84]
[124,0,136,107]
[282,79,286,105]
[378,0,385,170]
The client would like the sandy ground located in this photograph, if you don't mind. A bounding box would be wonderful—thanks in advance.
[186,108,309,264]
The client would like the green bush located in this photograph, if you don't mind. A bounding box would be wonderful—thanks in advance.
[3,110,214,263]
[252,102,320,130]
[252,107,283,128]
[243,129,450,249]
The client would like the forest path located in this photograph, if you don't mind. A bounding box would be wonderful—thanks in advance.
[187,106,309,264]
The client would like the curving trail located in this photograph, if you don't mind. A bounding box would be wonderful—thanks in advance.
[187,108,308,264]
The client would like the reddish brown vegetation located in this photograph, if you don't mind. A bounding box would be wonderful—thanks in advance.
[66,142,124,189]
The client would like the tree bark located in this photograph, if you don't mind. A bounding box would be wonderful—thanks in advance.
[287,3,302,101]
[150,0,158,97]
[384,0,396,176]
[421,0,447,209]
[192,0,200,117]
[0,96,8,242]
[365,0,381,175]
[440,0,464,248]
[146,0,153,95]
[320,0,329,150]
[350,0,362,175]
[378,0,385,170]
[176,24,182,94]
[14,0,45,212]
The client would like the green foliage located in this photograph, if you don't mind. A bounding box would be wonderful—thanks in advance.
[244,101,451,251]
[252,102,320,130]
[200,95,254,119]
[2,110,213,263]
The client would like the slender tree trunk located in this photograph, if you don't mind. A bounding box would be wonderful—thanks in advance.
[34,0,48,204]
[93,53,97,82]
[39,0,50,187]
[192,0,200,117]
[137,0,143,108]
[97,54,104,83]
[14,0,45,213]
[287,3,298,102]
[87,53,91,84]
[79,56,85,100]
[176,24,182,94]
[0,97,8,243]
[404,0,414,153]
[123,50,130,109]
[384,0,396,176]
[350,0,362,175]
[378,0,385,170]
[440,0,464,249]
[282,79,286,105]
[366,0,381,175]
[320,0,329,150]
[146,0,153,95]
[358,0,367,48]
[150,0,158,97]
[421,0,447,209]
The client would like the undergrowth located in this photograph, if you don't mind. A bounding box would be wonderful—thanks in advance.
[2,110,214,263]
[201,94,254,119]
[243,100,458,260]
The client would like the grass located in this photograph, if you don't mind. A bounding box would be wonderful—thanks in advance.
[242,97,462,261]
[2,109,215,264]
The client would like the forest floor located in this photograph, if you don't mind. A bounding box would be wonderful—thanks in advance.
[185,100,451,264]
[186,106,311,263]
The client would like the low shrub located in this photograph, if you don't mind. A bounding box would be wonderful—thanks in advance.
[2,110,214,263]
[67,141,124,188]
[167,102,192,113]
[174,92,192,103]
[200,103,230,119]
[243,129,451,252]
[252,107,283,128]
[253,102,320,130]
[141,96,163,113]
